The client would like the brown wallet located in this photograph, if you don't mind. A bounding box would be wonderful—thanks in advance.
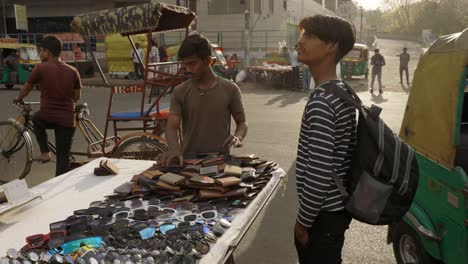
[156,181,181,191]
[180,171,200,178]
[159,173,187,186]
[188,175,215,186]
[198,189,224,199]
[216,176,241,187]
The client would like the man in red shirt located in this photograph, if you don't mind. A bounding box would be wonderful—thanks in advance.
[14,36,82,176]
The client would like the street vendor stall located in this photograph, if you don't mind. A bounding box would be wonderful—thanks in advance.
[245,64,292,89]
[0,157,285,263]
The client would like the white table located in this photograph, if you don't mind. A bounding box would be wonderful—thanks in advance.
[0,158,285,263]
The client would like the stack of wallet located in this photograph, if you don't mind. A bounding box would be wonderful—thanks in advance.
[112,153,278,207]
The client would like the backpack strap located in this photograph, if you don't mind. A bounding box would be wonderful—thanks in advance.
[320,80,363,112]
[331,170,349,199]
[320,80,358,199]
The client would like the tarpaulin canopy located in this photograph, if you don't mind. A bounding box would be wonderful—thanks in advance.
[70,1,196,37]
[399,28,468,169]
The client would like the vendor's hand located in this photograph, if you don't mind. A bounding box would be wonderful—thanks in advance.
[156,150,183,167]
[222,135,242,150]
[294,222,309,247]
[13,97,23,105]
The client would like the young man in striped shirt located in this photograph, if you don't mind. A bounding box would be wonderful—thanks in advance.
[294,15,357,264]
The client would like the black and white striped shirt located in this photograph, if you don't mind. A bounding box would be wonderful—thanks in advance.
[296,80,357,227]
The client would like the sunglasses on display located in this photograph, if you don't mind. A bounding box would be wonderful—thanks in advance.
[60,236,103,254]
[178,210,218,222]
[25,231,67,249]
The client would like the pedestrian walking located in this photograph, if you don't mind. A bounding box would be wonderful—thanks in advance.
[294,15,356,264]
[13,36,82,176]
[399,47,410,85]
[370,48,386,94]
[289,48,300,90]
[149,39,160,63]
[131,42,145,79]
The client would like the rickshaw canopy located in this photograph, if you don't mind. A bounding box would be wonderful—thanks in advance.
[70,1,196,37]
[399,28,468,169]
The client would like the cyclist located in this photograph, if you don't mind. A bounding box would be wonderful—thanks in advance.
[13,36,82,176]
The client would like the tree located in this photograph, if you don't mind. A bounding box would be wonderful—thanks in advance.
[385,0,414,32]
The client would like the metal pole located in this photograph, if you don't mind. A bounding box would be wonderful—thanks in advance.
[2,0,7,36]
[244,0,251,68]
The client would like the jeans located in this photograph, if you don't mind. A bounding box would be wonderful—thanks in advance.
[133,62,144,79]
[400,66,409,84]
[295,211,352,264]
[32,113,76,176]
[371,67,382,90]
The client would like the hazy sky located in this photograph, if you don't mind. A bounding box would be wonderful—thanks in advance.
[359,0,385,10]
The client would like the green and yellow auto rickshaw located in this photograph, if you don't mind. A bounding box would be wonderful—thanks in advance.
[0,43,40,89]
[387,29,468,264]
[340,43,369,80]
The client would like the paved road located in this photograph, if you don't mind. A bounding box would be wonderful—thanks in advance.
[0,38,421,263]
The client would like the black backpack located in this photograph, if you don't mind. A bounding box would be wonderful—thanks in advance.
[323,81,419,225]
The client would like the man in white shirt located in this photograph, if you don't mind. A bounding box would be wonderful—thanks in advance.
[289,49,300,90]
[131,42,145,79]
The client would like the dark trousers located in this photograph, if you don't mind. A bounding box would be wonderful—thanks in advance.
[400,66,409,84]
[292,66,300,90]
[295,211,352,264]
[371,67,382,90]
[32,113,75,176]
[133,62,144,79]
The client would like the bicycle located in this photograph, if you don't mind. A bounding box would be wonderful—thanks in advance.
[0,101,169,184]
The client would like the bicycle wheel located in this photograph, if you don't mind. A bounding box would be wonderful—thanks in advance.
[111,136,168,160]
[0,121,33,183]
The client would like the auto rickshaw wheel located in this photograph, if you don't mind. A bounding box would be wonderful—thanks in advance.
[392,222,439,264]
[5,84,13,89]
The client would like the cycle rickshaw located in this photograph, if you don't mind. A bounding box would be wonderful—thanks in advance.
[0,2,195,183]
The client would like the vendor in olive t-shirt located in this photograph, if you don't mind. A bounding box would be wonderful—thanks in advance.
[156,34,248,167]
[14,36,82,176]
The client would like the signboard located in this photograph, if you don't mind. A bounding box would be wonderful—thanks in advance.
[14,4,28,31]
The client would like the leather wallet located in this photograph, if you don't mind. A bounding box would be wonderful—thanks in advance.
[202,157,224,166]
[223,188,247,198]
[100,159,119,174]
[198,189,224,199]
[199,165,218,175]
[143,170,164,179]
[182,165,201,173]
[188,175,215,186]
[216,176,241,187]
[224,165,242,176]
[184,159,203,165]
[114,182,133,194]
[159,173,186,185]
[156,181,181,191]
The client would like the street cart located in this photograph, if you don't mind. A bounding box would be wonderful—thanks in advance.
[387,28,468,264]
[0,157,285,264]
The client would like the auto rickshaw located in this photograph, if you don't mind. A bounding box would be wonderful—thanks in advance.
[0,43,39,89]
[340,43,369,80]
[387,29,468,264]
